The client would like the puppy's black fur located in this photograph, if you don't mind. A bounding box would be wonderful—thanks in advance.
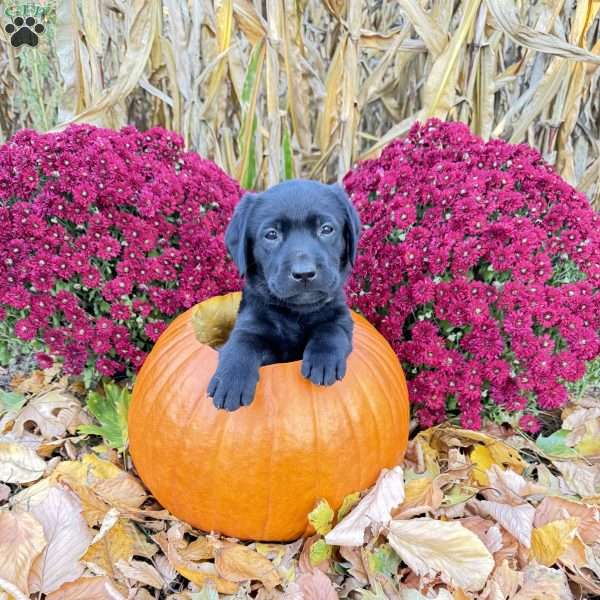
[207,179,362,411]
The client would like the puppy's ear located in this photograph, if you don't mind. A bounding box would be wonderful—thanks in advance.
[225,192,258,277]
[329,183,361,268]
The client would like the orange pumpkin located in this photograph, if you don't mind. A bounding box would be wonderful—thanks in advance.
[128,291,409,541]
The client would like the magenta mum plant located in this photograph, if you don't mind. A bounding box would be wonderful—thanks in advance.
[344,119,600,431]
[0,124,242,384]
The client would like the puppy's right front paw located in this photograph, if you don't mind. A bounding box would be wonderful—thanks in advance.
[207,368,259,412]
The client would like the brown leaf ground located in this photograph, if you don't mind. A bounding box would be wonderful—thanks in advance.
[1,364,600,599]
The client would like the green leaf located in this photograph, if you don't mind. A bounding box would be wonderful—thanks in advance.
[441,484,477,507]
[238,41,264,190]
[241,115,258,190]
[337,491,361,521]
[309,539,332,566]
[0,389,27,412]
[536,429,579,459]
[77,381,131,452]
[281,121,294,180]
[308,499,334,535]
[83,366,96,390]
[367,544,400,578]
[0,343,10,367]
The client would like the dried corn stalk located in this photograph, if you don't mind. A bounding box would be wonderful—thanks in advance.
[0,0,598,205]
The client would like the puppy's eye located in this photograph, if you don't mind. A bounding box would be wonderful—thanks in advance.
[320,224,334,235]
[264,229,279,240]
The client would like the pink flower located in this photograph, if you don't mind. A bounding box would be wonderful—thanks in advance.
[518,414,542,435]
[132,299,152,317]
[35,352,53,369]
[15,319,37,341]
[144,321,168,342]
[110,303,131,321]
[96,357,122,376]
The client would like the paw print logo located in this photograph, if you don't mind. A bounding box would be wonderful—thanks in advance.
[4,16,45,47]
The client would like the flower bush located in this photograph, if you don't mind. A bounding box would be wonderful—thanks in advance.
[344,118,600,430]
[0,124,242,383]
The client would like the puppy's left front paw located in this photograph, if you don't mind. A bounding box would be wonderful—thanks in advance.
[301,349,347,386]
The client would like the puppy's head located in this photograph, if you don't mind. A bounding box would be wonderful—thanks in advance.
[225,179,361,311]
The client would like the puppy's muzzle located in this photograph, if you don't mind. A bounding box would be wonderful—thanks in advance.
[289,254,318,283]
[290,265,317,282]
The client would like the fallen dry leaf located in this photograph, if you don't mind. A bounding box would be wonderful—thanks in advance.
[48,470,110,526]
[484,464,547,505]
[28,485,93,594]
[49,453,146,525]
[115,558,164,588]
[459,516,503,554]
[299,534,330,574]
[482,559,522,599]
[476,500,535,548]
[91,507,120,544]
[10,367,63,395]
[0,510,47,596]
[9,475,53,512]
[0,441,46,483]
[0,482,9,501]
[557,536,587,570]
[131,589,155,600]
[214,542,281,589]
[82,518,155,577]
[93,470,147,509]
[325,466,405,546]
[513,563,573,600]
[154,554,178,586]
[470,443,495,486]
[174,562,239,594]
[534,496,600,545]
[562,404,600,430]
[393,472,444,518]
[531,518,580,567]
[387,517,494,592]
[429,426,525,473]
[12,389,87,440]
[294,570,338,600]
[553,460,600,498]
[45,575,127,600]
[178,535,215,561]
[152,526,240,594]
[338,546,368,584]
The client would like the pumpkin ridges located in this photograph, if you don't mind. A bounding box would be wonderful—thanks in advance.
[133,325,201,422]
[336,386,364,500]
[348,356,385,474]
[208,408,229,532]
[133,341,205,509]
[309,375,321,536]
[373,332,410,456]
[359,324,408,464]
[260,375,277,540]
[276,366,326,539]
[171,359,216,525]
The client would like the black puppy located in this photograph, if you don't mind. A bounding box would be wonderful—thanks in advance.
[207,179,362,411]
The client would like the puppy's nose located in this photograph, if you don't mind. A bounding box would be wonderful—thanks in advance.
[290,267,317,282]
